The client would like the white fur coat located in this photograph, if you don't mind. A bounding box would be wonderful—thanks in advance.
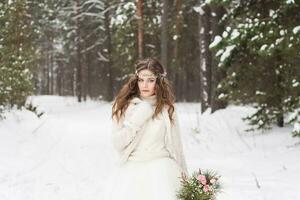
[111,97,188,174]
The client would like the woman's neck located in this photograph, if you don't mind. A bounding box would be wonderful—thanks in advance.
[140,94,157,105]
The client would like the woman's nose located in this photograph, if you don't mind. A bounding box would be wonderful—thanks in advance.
[143,81,148,88]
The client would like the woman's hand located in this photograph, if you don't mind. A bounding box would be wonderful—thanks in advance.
[124,101,154,130]
[111,100,154,153]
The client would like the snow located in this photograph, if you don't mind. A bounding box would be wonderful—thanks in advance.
[200,27,204,34]
[255,91,265,95]
[226,27,231,32]
[218,93,227,99]
[0,95,300,200]
[222,31,229,38]
[275,37,284,45]
[292,79,299,87]
[230,29,240,40]
[153,16,161,24]
[293,123,300,132]
[216,49,224,57]
[293,25,300,34]
[110,3,135,26]
[193,6,205,15]
[123,2,135,10]
[201,58,207,71]
[209,35,222,48]
[286,0,295,4]
[251,35,259,41]
[220,45,236,62]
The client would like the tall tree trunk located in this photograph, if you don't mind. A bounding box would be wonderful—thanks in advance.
[198,5,212,113]
[173,0,183,101]
[86,51,92,97]
[82,44,87,101]
[173,0,181,63]
[46,49,50,95]
[75,0,82,102]
[161,0,168,67]
[136,0,144,59]
[56,59,63,96]
[275,50,284,127]
[73,66,76,96]
[104,2,114,101]
[50,48,54,95]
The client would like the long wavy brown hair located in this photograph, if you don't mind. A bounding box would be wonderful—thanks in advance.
[112,58,176,124]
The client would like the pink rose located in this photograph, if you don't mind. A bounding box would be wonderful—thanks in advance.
[203,185,210,193]
[197,175,207,185]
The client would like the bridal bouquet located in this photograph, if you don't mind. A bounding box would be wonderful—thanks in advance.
[176,169,222,200]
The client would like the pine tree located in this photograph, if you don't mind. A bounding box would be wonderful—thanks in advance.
[209,0,300,136]
[0,0,36,117]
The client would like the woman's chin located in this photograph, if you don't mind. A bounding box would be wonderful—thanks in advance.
[140,92,154,97]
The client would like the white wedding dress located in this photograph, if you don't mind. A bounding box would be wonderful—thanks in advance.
[103,98,183,200]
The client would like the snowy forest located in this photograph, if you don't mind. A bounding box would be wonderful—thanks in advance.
[0,0,300,199]
[1,0,300,135]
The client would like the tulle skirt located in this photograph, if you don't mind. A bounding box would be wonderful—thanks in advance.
[102,157,183,200]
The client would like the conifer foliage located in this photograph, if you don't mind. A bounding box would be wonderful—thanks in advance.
[209,0,300,136]
[0,0,36,116]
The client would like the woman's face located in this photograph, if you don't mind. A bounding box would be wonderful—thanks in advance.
[137,69,157,97]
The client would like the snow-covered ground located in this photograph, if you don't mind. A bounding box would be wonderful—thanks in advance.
[0,95,299,200]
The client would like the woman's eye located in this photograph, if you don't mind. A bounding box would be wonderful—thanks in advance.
[138,79,143,82]
[149,79,155,83]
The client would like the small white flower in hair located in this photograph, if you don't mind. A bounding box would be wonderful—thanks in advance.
[161,71,167,77]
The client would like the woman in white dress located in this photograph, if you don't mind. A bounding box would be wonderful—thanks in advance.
[103,58,188,200]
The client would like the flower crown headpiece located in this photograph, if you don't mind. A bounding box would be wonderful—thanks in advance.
[135,70,167,78]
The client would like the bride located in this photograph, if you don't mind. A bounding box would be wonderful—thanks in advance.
[103,58,188,200]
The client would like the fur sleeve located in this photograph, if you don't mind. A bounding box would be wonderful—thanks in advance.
[171,108,188,174]
[111,103,139,153]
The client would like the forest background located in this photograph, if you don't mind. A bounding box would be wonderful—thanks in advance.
[0,0,299,136]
